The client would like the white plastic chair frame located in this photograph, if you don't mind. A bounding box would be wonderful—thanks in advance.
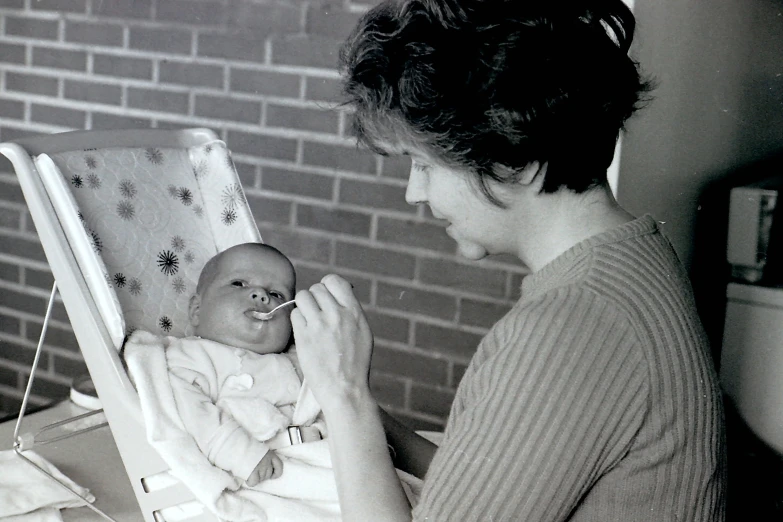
[0,128,228,522]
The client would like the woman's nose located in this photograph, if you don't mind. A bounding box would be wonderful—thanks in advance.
[405,163,428,206]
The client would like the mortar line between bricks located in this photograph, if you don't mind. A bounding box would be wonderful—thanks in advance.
[446,360,456,388]
[0,279,68,304]
[0,118,66,135]
[368,212,378,242]
[0,383,50,406]
[57,16,64,43]
[245,190,416,215]
[0,334,46,359]
[0,252,52,272]
[0,68,343,110]
[1,10,61,21]
[380,406,447,429]
[0,308,71,334]
[231,156,391,180]
[254,224,525,273]
[299,74,307,100]
[403,378,459,395]
[39,342,87,363]
[375,306,491,335]
[19,362,73,385]
[0,33,344,77]
[189,29,197,59]
[337,110,346,137]
[0,225,59,246]
[453,297,463,324]
[220,61,229,93]
[0,383,23,398]
[0,216,27,235]
[402,377,412,410]
[368,277,377,307]
[24,41,33,66]
[285,260,514,316]
[151,56,160,84]
[373,339,471,364]
[22,97,31,123]
[0,203,519,277]
[0,332,81,366]
[264,38,273,66]
[0,172,26,184]
[0,108,350,145]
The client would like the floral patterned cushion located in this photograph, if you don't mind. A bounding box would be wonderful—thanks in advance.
[36,140,261,346]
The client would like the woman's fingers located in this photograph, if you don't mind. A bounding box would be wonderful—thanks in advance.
[320,274,359,308]
[290,307,306,329]
[309,282,340,313]
[290,273,374,412]
[294,275,357,321]
[293,287,321,322]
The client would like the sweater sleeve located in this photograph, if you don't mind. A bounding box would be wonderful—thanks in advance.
[167,341,270,481]
[413,289,649,522]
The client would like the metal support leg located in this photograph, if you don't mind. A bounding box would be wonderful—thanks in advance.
[11,282,118,522]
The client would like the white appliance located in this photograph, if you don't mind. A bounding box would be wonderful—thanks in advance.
[720,282,783,453]
[726,183,777,283]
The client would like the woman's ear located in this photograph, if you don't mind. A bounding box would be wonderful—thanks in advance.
[188,294,201,327]
[519,161,547,186]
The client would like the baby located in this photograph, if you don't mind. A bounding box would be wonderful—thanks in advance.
[126,242,320,487]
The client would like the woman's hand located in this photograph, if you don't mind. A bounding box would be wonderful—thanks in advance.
[292,275,412,521]
[290,274,374,413]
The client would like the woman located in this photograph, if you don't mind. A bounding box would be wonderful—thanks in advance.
[290,0,727,520]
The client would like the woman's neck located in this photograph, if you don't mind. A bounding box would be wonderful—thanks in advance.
[515,185,635,272]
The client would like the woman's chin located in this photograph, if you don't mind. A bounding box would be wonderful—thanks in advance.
[457,241,489,260]
[447,227,488,260]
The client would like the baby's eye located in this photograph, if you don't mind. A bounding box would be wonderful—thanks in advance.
[231,280,246,287]
[269,291,285,300]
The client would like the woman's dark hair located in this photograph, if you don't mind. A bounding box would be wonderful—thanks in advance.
[339,0,655,205]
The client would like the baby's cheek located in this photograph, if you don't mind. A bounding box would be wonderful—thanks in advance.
[274,319,294,348]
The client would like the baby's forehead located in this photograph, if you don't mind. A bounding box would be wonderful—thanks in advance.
[217,246,294,283]
[221,245,282,265]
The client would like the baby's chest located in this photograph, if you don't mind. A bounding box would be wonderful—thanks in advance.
[218,356,300,403]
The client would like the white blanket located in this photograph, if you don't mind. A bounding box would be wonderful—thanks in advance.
[125,340,341,522]
[0,449,95,521]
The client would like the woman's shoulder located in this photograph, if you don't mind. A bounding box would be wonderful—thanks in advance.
[478,287,646,392]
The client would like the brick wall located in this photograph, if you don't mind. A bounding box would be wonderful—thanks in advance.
[0,0,527,429]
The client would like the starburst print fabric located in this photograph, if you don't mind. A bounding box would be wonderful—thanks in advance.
[35,140,261,346]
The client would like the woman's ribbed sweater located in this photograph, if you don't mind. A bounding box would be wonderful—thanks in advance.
[413,215,727,521]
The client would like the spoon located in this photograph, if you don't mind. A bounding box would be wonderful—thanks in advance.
[250,300,296,321]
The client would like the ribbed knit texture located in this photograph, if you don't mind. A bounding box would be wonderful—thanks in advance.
[413,215,727,521]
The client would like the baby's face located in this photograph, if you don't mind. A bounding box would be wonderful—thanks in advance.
[189,245,295,355]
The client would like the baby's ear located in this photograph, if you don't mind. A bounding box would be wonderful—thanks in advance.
[188,294,201,327]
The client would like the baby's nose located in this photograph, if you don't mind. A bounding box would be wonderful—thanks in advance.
[250,290,270,304]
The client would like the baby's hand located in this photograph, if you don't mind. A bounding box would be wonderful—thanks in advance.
[246,451,283,486]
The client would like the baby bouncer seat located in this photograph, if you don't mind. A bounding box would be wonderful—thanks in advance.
[0,128,262,521]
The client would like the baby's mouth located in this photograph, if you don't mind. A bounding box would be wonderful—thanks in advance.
[246,309,271,321]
